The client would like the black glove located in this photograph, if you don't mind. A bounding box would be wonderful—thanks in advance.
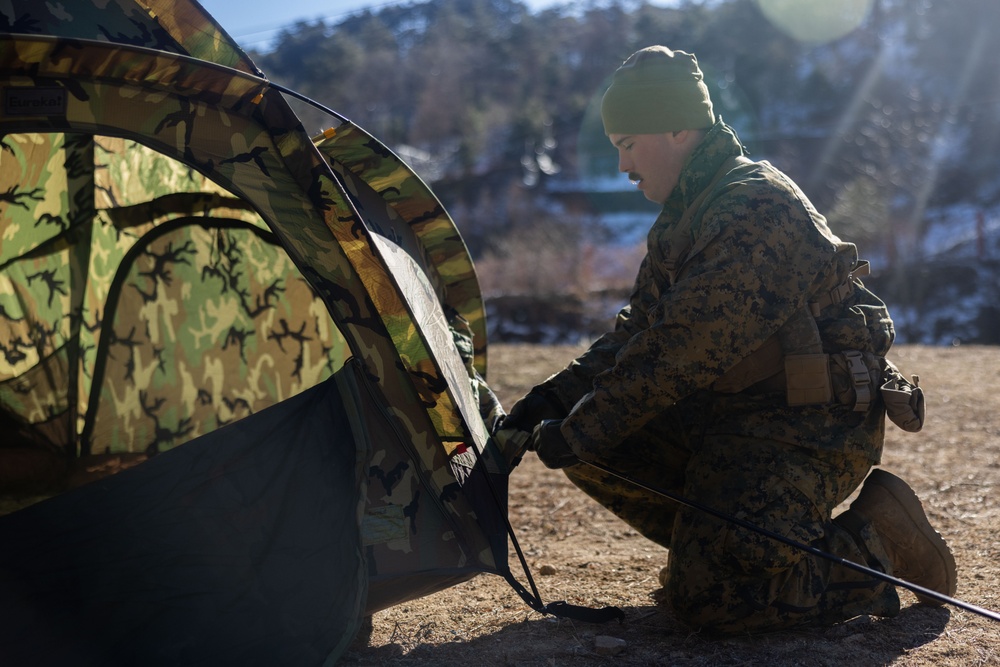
[530,419,579,469]
[500,390,564,434]
[492,391,564,469]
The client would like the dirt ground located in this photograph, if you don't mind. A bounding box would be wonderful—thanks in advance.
[344,343,1000,666]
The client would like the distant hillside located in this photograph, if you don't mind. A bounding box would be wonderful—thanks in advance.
[252,0,1000,346]
[867,213,1000,345]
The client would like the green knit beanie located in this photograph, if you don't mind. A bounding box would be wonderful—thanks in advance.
[601,46,715,135]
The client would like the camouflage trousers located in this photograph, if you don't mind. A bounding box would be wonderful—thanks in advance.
[563,409,901,634]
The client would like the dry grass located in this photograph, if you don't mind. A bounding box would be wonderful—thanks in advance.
[344,343,1000,666]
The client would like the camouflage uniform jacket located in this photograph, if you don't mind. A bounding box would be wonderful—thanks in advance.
[540,119,889,462]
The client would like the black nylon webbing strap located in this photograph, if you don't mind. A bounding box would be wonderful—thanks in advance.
[500,570,625,624]
[543,600,626,623]
[481,436,626,624]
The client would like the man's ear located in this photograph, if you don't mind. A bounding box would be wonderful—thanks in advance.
[670,129,691,143]
[673,128,705,148]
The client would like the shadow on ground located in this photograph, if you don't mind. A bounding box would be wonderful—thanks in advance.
[342,602,951,666]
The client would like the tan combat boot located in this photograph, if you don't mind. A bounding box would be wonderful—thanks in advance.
[846,469,957,604]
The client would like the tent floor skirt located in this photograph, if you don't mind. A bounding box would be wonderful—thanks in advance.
[0,374,367,666]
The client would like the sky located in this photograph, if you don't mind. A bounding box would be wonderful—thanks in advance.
[197,0,873,53]
[197,0,568,51]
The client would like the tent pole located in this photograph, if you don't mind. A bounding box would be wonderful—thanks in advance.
[583,459,1000,623]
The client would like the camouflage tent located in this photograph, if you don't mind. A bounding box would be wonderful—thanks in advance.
[0,1,511,664]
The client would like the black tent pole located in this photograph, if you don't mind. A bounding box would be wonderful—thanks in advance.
[583,459,1000,623]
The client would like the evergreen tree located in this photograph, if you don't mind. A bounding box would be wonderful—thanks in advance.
[249,0,995,262]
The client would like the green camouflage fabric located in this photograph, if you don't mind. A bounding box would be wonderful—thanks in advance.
[0,131,347,455]
[0,0,503,608]
[315,123,488,379]
[88,138,347,453]
[512,118,911,632]
[0,0,260,74]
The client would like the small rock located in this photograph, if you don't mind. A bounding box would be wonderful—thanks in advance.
[594,635,627,656]
[538,564,557,575]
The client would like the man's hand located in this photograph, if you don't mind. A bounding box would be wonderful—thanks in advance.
[503,391,564,433]
[531,419,579,469]
[492,391,565,469]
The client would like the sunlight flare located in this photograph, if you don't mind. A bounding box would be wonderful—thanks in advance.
[756,0,872,44]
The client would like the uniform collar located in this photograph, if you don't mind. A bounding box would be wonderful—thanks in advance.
[668,118,747,213]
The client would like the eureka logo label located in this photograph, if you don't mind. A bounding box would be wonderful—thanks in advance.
[3,87,67,116]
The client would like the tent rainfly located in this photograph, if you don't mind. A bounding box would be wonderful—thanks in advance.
[0,0,566,663]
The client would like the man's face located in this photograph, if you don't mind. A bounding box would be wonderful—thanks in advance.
[609,132,689,205]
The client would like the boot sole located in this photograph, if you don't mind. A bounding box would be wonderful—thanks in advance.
[867,469,957,603]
